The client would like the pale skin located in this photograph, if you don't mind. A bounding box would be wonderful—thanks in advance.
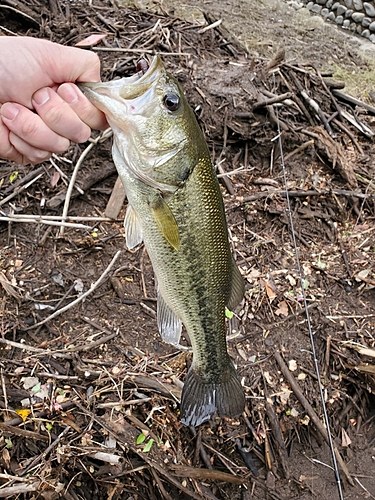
[0,36,108,165]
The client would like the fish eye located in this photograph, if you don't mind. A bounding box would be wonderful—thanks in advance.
[163,93,180,111]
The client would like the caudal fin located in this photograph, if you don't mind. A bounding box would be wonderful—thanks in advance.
[180,362,245,427]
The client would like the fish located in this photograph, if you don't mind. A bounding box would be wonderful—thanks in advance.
[79,56,245,427]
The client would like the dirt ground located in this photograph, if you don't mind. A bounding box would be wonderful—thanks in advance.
[0,0,375,499]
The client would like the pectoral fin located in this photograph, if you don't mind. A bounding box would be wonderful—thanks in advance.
[226,259,245,311]
[150,195,180,250]
[124,204,143,249]
[157,289,182,345]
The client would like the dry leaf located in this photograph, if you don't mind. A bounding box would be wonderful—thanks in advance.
[288,359,297,372]
[0,271,21,300]
[341,427,352,448]
[51,170,60,187]
[15,409,31,422]
[275,300,288,317]
[264,280,277,302]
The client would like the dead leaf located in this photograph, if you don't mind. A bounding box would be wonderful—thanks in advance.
[341,427,352,448]
[75,34,107,47]
[0,271,21,300]
[264,279,277,302]
[51,170,60,187]
[275,300,288,317]
[288,359,297,372]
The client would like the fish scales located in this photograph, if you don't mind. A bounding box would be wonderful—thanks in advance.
[79,56,246,426]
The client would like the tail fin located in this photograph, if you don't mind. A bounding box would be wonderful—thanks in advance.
[180,362,245,427]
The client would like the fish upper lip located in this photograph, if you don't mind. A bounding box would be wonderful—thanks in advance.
[78,55,163,98]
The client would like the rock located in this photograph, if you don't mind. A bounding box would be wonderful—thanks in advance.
[362,16,371,27]
[370,33,375,42]
[350,21,357,29]
[311,4,322,13]
[337,5,347,15]
[345,9,354,17]
[356,24,363,33]
[370,21,375,31]
[316,0,327,4]
[336,14,344,24]
[343,19,351,27]
[363,2,375,17]
[321,7,330,17]
[327,11,336,20]
[352,11,365,21]
[326,0,334,8]
[361,28,371,38]
[353,0,363,10]
[344,0,353,6]
[332,2,341,9]
[306,1,314,10]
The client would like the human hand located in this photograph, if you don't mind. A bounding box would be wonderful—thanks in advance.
[0,36,108,165]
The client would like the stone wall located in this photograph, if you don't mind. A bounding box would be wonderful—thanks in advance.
[298,0,375,42]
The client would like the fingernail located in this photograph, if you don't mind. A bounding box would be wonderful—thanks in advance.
[1,104,19,121]
[33,88,50,106]
[59,84,79,104]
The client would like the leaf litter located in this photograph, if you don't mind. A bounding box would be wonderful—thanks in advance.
[0,0,375,499]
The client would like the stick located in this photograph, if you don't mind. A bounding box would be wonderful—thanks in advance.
[0,217,91,230]
[0,423,49,442]
[170,465,247,485]
[332,90,375,115]
[92,47,191,56]
[60,128,112,235]
[252,92,293,110]
[24,250,121,330]
[0,173,43,207]
[273,351,354,486]
[0,481,41,498]
[240,188,375,203]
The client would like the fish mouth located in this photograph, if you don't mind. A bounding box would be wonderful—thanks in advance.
[78,55,164,104]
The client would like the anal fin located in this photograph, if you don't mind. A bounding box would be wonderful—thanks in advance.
[124,204,143,249]
[157,290,182,345]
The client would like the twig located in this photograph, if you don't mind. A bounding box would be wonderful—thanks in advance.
[283,140,314,161]
[24,250,121,330]
[338,109,373,138]
[60,128,112,235]
[273,351,354,486]
[252,92,293,110]
[170,465,247,485]
[264,398,290,479]
[0,173,43,207]
[0,214,115,222]
[0,216,91,230]
[0,423,49,442]
[332,119,364,154]
[0,481,41,498]
[240,188,375,203]
[19,427,70,477]
[92,47,191,56]
[198,18,222,33]
[300,90,333,135]
[332,89,375,115]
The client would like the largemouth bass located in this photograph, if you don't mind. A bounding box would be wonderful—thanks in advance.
[80,56,245,427]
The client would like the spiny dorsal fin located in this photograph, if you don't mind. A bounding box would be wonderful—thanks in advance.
[150,195,180,250]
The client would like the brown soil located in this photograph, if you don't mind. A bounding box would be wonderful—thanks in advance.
[1,1,375,499]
